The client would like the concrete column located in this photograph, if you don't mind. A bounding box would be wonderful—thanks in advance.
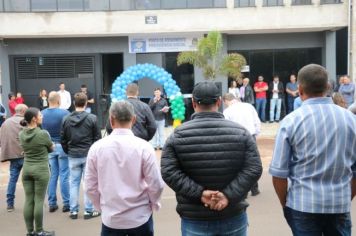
[351,0,356,82]
[226,0,235,8]
[325,31,337,82]
[0,44,10,108]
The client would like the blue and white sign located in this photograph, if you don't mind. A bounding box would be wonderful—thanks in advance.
[129,35,201,53]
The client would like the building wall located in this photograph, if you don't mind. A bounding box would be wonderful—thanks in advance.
[0,1,348,38]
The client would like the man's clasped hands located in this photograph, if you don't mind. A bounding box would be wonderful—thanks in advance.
[201,190,229,211]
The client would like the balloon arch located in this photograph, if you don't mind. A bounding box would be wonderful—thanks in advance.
[110,63,186,127]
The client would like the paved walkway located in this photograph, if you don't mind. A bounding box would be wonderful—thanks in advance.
[1,123,355,235]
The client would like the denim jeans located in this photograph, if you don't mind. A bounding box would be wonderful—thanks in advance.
[68,157,93,213]
[181,212,248,236]
[152,119,165,148]
[101,216,153,236]
[255,98,267,122]
[287,96,296,114]
[48,143,69,207]
[7,158,24,206]
[270,98,282,122]
[283,207,352,236]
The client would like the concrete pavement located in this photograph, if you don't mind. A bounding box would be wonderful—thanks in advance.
[1,123,355,235]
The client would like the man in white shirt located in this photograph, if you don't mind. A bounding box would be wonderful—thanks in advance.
[223,93,261,196]
[58,82,71,110]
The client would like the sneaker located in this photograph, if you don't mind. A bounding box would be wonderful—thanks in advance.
[26,232,35,236]
[269,121,274,123]
[35,230,55,236]
[62,205,70,213]
[49,205,58,213]
[69,211,78,220]
[84,211,101,220]
[7,205,14,212]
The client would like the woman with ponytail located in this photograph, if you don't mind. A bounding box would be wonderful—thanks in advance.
[19,108,55,236]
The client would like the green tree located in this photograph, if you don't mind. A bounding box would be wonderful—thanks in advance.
[177,31,246,80]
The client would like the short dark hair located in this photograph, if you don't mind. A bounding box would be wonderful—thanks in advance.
[59,82,65,86]
[298,64,328,96]
[273,75,279,79]
[126,83,139,96]
[81,84,87,88]
[8,92,15,100]
[74,92,87,107]
[154,87,161,92]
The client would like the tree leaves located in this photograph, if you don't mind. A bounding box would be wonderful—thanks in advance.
[177,31,246,80]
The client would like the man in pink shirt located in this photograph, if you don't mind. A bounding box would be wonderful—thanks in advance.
[84,100,164,236]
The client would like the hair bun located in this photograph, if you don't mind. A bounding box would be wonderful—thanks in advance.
[20,119,28,127]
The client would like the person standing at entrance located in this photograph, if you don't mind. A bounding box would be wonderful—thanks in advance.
[240,78,255,105]
[254,75,268,122]
[61,92,101,220]
[42,91,70,213]
[0,104,28,212]
[20,107,55,236]
[8,92,18,116]
[270,64,356,235]
[269,75,284,123]
[286,74,298,114]
[80,84,94,113]
[339,75,355,107]
[149,88,169,150]
[58,82,71,110]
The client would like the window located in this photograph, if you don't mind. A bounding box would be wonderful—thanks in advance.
[109,0,133,10]
[320,0,342,4]
[84,0,109,11]
[188,0,214,8]
[161,0,187,9]
[0,0,3,11]
[58,0,83,11]
[263,0,283,6]
[292,0,311,5]
[31,0,57,11]
[134,0,161,10]
[4,0,30,12]
[235,0,255,7]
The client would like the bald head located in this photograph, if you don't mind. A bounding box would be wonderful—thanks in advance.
[48,91,60,107]
[15,104,28,116]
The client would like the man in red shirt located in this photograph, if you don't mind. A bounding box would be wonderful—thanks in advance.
[254,76,268,122]
[8,92,18,116]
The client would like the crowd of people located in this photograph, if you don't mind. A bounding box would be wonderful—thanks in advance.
[0,63,355,236]
[228,73,356,122]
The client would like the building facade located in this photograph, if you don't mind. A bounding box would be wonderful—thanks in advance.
[0,0,351,125]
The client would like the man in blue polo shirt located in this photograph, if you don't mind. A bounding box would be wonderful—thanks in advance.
[42,91,70,213]
[270,64,356,236]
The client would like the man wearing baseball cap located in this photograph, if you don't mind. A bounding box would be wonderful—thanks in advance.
[161,81,262,235]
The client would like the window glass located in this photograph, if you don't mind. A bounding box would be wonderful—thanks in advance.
[214,0,227,7]
[58,0,83,11]
[84,0,109,11]
[188,0,214,8]
[162,0,187,9]
[292,0,311,5]
[31,0,57,11]
[4,0,30,12]
[109,0,133,10]
[263,0,283,6]
[320,0,341,4]
[134,0,160,10]
[235,0,255,7]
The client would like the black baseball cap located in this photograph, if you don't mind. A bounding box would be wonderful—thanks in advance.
[192,82,220,105]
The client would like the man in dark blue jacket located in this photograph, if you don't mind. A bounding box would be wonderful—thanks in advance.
[161,82,262,235]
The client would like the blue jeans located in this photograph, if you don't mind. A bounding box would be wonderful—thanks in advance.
[68,157,93,213]
[255,98,267,122]
[7,158,24,206]
[101,216,153,236]
[283,207,352,236]
[287,96,296,114]
[181,212,248,236]
[48,143,69,207]
[152,119,165,148]
[270,98,282,121]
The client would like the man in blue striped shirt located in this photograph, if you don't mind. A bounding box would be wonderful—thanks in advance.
[269,64,356,236]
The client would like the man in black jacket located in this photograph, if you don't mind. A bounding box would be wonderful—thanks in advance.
[61,92,101,220]
[161,82,262,235]
[268,75,284,123]
[106,83,156,141]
